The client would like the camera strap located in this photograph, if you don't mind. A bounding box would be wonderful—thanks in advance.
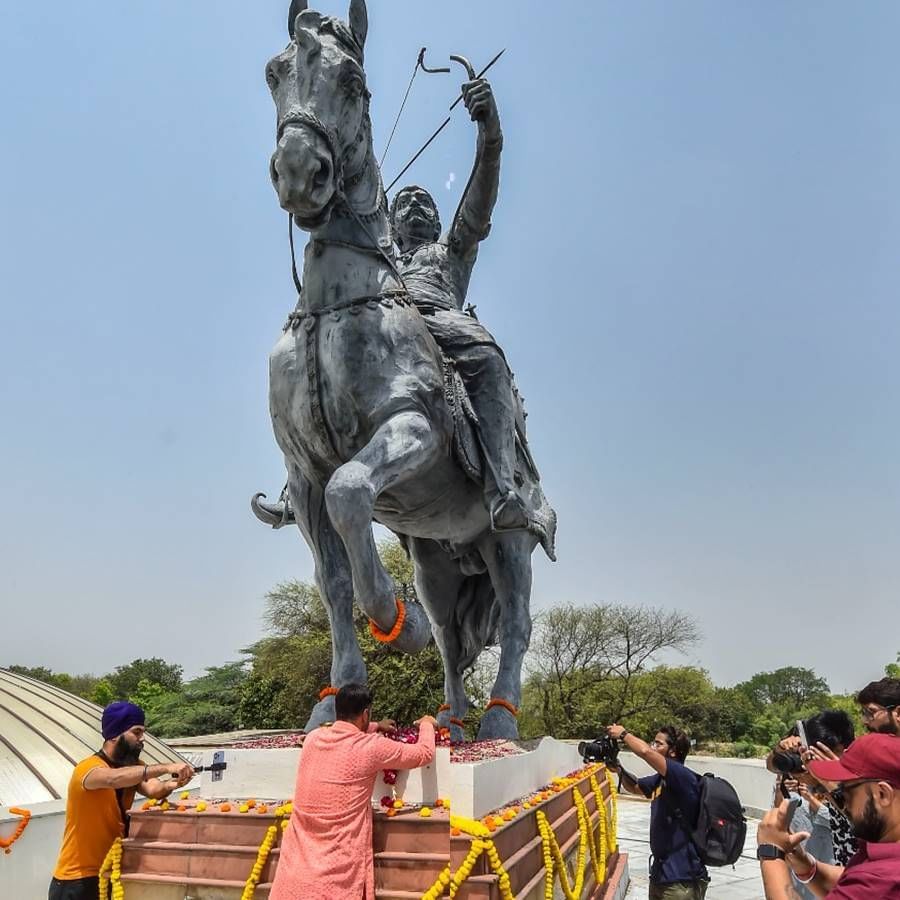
[657,776,697,859]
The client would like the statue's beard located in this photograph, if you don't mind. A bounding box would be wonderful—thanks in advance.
[112,735,144,767]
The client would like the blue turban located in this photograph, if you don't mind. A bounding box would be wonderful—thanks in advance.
[101,701,145,740]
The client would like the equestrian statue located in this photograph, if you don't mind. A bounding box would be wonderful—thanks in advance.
[251,0,556,741]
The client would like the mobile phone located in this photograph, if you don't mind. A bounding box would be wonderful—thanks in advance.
[786,796,802,829]
[796,719,809,750]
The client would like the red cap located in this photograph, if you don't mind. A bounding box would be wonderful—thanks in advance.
[808,733,900,786]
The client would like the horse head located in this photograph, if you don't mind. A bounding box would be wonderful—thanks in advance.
[266,0,371,229]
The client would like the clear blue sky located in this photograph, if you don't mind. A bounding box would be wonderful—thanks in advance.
[2,1,898,694]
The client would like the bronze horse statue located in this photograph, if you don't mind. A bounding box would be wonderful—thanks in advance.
[252,0,555,740]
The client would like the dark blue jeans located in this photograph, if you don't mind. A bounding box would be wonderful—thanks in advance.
[49,876,105,900]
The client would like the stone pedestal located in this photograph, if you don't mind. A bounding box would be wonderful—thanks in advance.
[449,737,584,819]
[190,745,451,809]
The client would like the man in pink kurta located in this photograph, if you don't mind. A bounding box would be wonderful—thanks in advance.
[270,684,437,900]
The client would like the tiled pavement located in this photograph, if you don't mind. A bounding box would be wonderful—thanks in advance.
[617,797,765,900]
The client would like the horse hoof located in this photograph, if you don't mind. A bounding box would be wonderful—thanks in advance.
[387,600,432,654]
[304,696,337,731]
[476,705,519,741]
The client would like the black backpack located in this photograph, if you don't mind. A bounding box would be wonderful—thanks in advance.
[663,771,747,868]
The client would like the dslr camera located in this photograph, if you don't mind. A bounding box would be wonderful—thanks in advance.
[577,735,621,767]
[770,747,805,776]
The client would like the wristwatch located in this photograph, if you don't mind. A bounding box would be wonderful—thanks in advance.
[756,844,787,861]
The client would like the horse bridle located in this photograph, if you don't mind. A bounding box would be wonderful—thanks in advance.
[278,104,405,295]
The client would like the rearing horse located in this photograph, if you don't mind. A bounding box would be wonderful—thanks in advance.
[253,0,555,740]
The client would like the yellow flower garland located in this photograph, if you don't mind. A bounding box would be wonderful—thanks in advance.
[530,766,619,900]
[98,837,124,900]
[241,806,293,900]
[421,864,452,900]
[444,815,514,900]
[587,774,608,885]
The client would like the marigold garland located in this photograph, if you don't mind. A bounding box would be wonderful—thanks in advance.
[421,863,452,900]
[242,807,289,900]
[529,765,619,900]
[485,697,518,717]
[445,816,510,899]
[368,597,406,643]
[0,807,31,854]
[605,769,618,854]
[588,774,609,885]
[98,837,124,900]
[318,686,338,701]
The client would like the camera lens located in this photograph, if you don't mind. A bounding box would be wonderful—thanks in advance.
[771,750,804,775]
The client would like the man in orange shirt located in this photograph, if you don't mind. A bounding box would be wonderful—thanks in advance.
[271,684,437,900]
[49,701,194,900]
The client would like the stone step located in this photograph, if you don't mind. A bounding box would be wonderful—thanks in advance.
[119,872,273,899]
[122,838,280,884]
[129,808,278,847]
[450,770,617,900]
[374,892,444,900]
[372,808,449,854]
[374,850,449,893]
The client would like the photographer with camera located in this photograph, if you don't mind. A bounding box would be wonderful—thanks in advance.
[767,710,857,874]
[756,733,900,898]
[765,711,856,897]
[605,724,710,900]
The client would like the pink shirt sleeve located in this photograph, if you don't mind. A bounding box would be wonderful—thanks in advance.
[364,721,436,774]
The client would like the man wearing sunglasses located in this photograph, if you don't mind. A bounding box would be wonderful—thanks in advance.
[857,678,900,735]
[607,723,709,899]
[756,732,900,898]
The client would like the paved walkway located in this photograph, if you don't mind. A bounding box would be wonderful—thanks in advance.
[617,797,765,900]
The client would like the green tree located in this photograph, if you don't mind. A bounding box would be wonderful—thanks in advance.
[148,663,248,737]
[90,678,116,707]
[524,603,701,738]
[734,667,830,709]
[7,664,58,683]
[886,653,900,679]
[242,540,442,730]
[109,658,183,700]
[129,679,169,712]
[6,665,100,701]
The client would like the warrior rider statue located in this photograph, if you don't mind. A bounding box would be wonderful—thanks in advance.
[260,75,532,535]
[390,76,527,531]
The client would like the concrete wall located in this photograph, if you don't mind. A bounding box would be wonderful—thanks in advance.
[1,800,66,900]
[617,752,778,816]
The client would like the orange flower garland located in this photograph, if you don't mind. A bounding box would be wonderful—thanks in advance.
[368,598,406,644]
[485,698,518,717]
[0,807,31,854]
[318,686,338,701]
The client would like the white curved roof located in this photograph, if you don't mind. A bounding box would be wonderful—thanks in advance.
[0,668,183,806]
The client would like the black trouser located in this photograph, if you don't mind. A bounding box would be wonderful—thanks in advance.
[49,876,106,900]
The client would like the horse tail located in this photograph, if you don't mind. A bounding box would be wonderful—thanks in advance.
[454,572,501,674]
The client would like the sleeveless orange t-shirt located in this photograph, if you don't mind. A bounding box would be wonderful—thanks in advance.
[53,755,137,879]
